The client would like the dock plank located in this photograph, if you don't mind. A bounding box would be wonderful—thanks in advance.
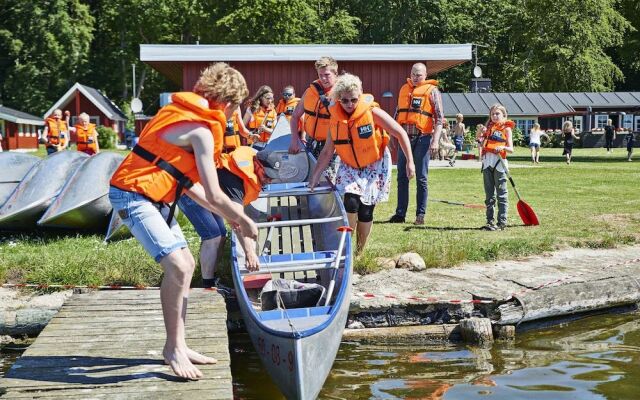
[0,289,232,399]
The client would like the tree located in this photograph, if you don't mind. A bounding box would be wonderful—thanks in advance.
[0,0,93,115]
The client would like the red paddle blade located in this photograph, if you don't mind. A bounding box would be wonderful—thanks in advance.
[517,200,539,226]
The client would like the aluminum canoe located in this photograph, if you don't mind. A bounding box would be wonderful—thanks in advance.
[0,151,88,229]
[38,152,125,230]
[0,152,40,207]
[232,117,353,399]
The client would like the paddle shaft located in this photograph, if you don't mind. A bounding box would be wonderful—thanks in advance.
[498,158,523,202]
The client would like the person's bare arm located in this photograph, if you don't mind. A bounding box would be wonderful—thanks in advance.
[372,108,415,179]
[288,100,306,153]
[429,89,444,154]
[308,134,335,189]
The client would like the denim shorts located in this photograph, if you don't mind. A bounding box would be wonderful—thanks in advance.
[108,187,187,263]
[529,142,540,149]
[177,195,226,240]
[454,136,464,151]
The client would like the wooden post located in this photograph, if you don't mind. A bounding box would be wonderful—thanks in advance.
[460,318,494,345]
[493,324,516,340]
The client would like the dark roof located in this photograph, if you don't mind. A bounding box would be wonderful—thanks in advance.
[0,105,44,125]
[442,92,640,117]
[78,84,127,120]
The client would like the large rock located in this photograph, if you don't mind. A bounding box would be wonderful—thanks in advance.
[396,252,426,271]
[375,257,397,270]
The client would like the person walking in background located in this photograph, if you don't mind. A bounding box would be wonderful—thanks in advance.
[308,73,415,253]
[74,112,99,155]
[288,56,338,158]
[528,123,548,164]
[626,131,635,161]
[452,113,466,162]
[562,120,579,164]
[475,123,485,160]
[604,119,616,153]
[43,109,70,155]
[439,119,456,166]
[275,85,300,121]
[243,85,277,150]
[109,63,258,380]
[481,104,514,231]
[388,63,443,225]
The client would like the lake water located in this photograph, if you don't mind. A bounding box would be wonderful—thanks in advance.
[2,313,638,399]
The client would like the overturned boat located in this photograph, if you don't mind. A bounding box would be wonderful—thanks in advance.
[0,151,88,229]
[38,152,125,231]
[0,152,40,207]
[232,117,353,399]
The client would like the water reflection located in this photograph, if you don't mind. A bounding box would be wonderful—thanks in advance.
[230,313,640,399]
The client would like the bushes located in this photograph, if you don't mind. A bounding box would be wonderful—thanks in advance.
[96,126,117,149]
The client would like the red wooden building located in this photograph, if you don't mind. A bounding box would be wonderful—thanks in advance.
[140,44,472,116]
[44,83,127,143]
[0,105,44,151]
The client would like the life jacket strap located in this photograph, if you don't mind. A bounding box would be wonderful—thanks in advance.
[396,108,433,117]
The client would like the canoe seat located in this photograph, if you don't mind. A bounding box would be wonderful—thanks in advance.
[241,250,346,276]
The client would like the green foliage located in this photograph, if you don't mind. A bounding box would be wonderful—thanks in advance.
[511,126,526,147]
[0,0,94,114]
[96,126,117,149]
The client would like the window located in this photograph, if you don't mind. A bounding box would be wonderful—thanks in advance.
[513,119,535,137]
[635,116,640,132]
[573,116,583,132]
[595,115,609,129]
[18,124,24,136]
[71,116,100,126]
[0,120,4,138]
[623,115,633,130]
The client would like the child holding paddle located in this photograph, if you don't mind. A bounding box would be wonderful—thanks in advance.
[481,104,514,231]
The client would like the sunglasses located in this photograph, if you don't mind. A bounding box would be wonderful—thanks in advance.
[340,98,359,105]
[282,92,294,97]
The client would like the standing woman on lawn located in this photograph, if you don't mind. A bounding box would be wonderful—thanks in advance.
[109,63,258,380]
[308,73,416,253]
[528,123,548,164]
[481,104,514,231]
[562,120,579,164]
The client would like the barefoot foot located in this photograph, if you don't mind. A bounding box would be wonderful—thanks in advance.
[163,346,203,380]
[186,347,217,364]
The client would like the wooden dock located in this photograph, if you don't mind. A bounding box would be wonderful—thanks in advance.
[0,289,232,399]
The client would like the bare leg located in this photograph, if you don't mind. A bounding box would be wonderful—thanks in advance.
[199,236,223,280]
[160,249,205,379]
[530,147,535,163]
[356,221,373,254]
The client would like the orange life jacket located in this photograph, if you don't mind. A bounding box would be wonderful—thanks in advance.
[302,80,332,141]
[396,79,438,134]
[248,107,277,142]
[330,94,389,169]
[483,120,515,159]
[218,146,262,205]
[75,123,98,153]
[45,117,69,146]
[276,97,300,120]
[224,111,242,151]
[110,92,225,204]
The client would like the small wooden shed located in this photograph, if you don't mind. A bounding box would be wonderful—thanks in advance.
[0,105,44,151]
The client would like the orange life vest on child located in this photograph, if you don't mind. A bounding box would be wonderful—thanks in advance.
[110,92,225,204]
[483,120,515,159]
[75,123,98,153]
[45,117,69,146]
[248,107,277,142]
[330,94,389,169]
[302,80,332,141]
[276,97,300,120]
[396,79,439,134]
[218,146,263,205]
[224,111,242,151]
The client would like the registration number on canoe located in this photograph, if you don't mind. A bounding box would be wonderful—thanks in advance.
[257,336,294,372]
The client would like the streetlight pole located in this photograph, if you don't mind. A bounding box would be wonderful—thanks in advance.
[132,64,136,99]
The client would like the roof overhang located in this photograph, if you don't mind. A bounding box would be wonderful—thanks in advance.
[43,83,125,121]
[141,44,473,85]
[0,112,44,126]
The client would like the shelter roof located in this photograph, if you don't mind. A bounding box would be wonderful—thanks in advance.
[43,83,127,121]
[0,105,45,125]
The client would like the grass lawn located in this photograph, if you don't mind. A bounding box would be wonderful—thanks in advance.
[1,146,639,287]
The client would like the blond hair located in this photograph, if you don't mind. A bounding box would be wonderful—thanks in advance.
[79,112,90,123]
[533,122,540,130]
[331,73,362,101]
[489,103,508,119]
[562,120,573,132]
[193,62,248,106]
[246,85,273,111]
[456,113,463,121]
[314,56,338,73]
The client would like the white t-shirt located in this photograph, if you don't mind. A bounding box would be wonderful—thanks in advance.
[529,129,543,144]
[482,151,508,172]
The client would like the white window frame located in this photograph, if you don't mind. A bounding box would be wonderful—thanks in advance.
[595,115,609,129]
[71,116,100,126]
[18,124,24,136]
[635,116,640,132]
[623,115,633,130]
[573,116,583,132]
[514,118,535,136]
